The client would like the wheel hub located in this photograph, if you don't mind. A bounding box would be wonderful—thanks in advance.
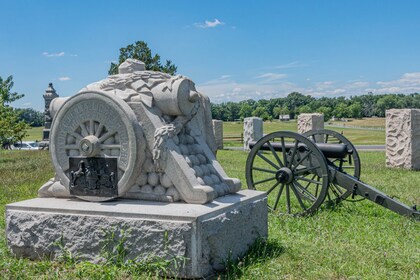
[276,167,294,184]
[79,135,101,157]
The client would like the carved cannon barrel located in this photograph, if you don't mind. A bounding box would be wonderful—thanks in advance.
[248,140,350,159]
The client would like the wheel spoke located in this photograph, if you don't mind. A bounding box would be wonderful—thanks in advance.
[99,131,117,142]
[280,137,288,166]
[95,123,104,137]
[101,144,121,149]
[254,176,277,185]
[289,183,307,210]
[294,165,320,176]
[67,132,83,141]
[288,141,299,168]
[296,176,323,185]
[89,120,94,135]
[256,151,279,170]
[80,123,89,137]
[266,141,284,168]
[293,181,317,202]
[286,184,291,214]
[267,181,282,195]
[252,166,278,174]
[292,150,313,171]
[65,144,79,150]
[272,183,285,210]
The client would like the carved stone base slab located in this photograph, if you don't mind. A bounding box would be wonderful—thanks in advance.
[6,190,267,278]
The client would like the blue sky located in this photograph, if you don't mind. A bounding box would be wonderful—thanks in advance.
[2,1,420,111]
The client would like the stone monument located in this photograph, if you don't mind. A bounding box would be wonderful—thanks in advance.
[243,117,263,151]
[297,113,324,134]
[212,120,223,150]
[386,109,420,170]
[6,59,267,278]
[38,83,59,150]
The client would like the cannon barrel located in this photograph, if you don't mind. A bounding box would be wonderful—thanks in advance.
[248,140,350,159]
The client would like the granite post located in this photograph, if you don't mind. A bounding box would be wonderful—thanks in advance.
[212,120,223,150]
[39,83,59,150]
[386,109,420,170]
[243,117,263,151]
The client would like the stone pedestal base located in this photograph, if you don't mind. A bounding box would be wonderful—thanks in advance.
[6,190,267,278]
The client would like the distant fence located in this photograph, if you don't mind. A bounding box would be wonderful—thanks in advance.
[223,133,243,144]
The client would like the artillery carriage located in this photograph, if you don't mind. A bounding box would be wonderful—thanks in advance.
[246,129,419,219]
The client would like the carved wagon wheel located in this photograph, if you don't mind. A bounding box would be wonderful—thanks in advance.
[303,129,361,203]
[50,91,145,202]
[246,131,330,216]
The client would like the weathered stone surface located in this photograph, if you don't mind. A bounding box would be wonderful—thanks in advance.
[212,120,223,150]
[40,59,239,203]
[386,109,420,170]
[297,113,324,135]
[243,117,263,151]
[6,190,267,278]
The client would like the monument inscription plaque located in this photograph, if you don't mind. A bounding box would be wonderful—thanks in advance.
[69,157,118,197]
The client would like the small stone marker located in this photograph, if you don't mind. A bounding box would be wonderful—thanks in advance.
[297,113,324,135]
[386,109,420,170]
[243,117,263,151]
[212,120,223,150]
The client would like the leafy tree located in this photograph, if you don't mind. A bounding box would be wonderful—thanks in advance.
[316,106,333,120]
[239,103,253,119]
[0,75,29,148]
[0,75,23,106]
[15,108,44,127]
[108,41,177,75]
[347,102,362,118]
[334,102,349,118]
[298,105,312,114]
[252,106,270,120]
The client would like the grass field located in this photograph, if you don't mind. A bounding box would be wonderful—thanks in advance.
[24,126,43,142]
[223,118,385,146]
[0,149,419,279]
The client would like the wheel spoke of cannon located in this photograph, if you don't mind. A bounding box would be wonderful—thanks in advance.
[95,123,104,137]
[294,165,320,176]
[101,144,121,150]
[267,181,282,196]
[252,166,278,174]
[288,141,299,168]
[285,184,291,214]
[256,151,279,170]
[273,183,285,211]
[280,137,288,166]
[329,183,344,198]
[292,150,313,171]
[295,176,323,185]
[65,144,79,150]
[293,181,317,202]
[266,141,284,168]
[289,183,307,211]
[254,176,277,186]
[325,134,329,143]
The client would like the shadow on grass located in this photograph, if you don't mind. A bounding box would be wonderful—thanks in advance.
[220,238,285,279]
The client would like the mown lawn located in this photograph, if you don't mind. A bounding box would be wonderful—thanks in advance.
[0,150,418,279]
[223,120,385,146]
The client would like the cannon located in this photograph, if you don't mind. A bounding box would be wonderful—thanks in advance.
[246,129,419,219]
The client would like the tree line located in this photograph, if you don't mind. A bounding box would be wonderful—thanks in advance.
[211,91,420,121]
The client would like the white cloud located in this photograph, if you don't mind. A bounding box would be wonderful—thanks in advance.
[255,73,287,82]
[58,76,71,81]
[194,19,224,28]
[274,61,306,69]
[43,51,65,57]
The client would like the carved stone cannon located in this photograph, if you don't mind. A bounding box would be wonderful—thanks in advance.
[39,59,241,203]
[246,129,419,219]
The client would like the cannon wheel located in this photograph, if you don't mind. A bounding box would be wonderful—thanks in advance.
[246,131,330,216]
[303,129,361,203]
[50,91,146,202]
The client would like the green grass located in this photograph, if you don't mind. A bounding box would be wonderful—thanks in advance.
[0,150,419,279]
[223,120,385,146]
[24,126,44,142]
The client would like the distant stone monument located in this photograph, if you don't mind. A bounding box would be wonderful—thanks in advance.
[243,117,263,151]
[386,109,420,170]
[38,83,59,150]
[297,113,324,135]
[6,59,267,278]
[212,120,223,150]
